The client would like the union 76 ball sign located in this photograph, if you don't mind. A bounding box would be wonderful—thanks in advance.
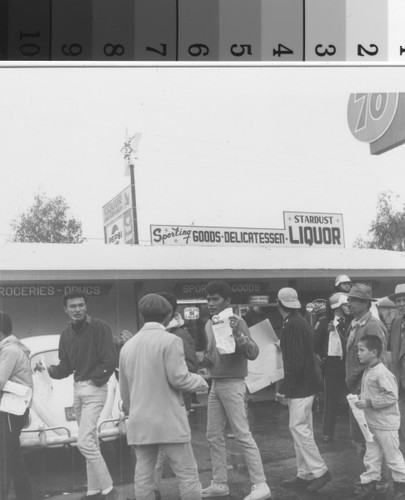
[348,93,405,155]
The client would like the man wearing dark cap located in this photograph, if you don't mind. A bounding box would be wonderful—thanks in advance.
[276,287,331,492]
[388,284,405,455]
[0,312,33,500]
[35,292,118,500]
[119,294,208,500]
[346,284,387,454]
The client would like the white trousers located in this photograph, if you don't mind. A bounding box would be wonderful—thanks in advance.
[361,428,405,484]
[288,396,328,480]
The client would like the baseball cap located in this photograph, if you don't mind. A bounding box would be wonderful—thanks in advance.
[277,288,301,309]
[335,274,352,287]
[329,292,348,310]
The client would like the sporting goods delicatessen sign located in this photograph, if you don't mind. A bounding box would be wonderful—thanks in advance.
[150,211,344,248]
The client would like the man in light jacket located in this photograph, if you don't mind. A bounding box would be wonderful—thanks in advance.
[346,284,387,456]
[119,294,208,500]
[0,312,33,500]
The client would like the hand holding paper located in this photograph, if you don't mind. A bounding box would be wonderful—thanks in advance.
[212,307,236,354]
[347,394,374,442]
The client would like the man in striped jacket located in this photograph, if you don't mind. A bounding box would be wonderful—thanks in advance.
[276,287,332,493]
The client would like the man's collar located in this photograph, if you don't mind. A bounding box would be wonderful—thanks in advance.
[70,314,91,327]
[351,311,371,328]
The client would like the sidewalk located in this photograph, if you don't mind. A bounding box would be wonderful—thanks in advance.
[42,395,373,500]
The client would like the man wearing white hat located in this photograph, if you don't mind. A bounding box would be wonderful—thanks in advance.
[276,287,332,492]
[334,274,353,294]
[314,293,351,443]
[388,284,405,456]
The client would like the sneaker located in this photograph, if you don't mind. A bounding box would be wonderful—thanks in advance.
[306,470,332,492]
[101,488,119,500]
[243,482,271,500]
[282,477,312,489]
[201,481,230,497]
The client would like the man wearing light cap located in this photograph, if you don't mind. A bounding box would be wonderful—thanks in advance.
[346,284,387,454]
[276,287,332,492]
[313,293,351,443]
[119,293,208,500]
[335,274,353,294]
[388,284,405,456]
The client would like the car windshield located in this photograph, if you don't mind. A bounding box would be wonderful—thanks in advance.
[30,350,59,372]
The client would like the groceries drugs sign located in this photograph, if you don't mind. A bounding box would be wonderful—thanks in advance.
[150,211,344,248]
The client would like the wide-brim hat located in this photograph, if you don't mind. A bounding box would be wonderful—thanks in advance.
[388,284,405,302]
[277,287,301,309]
[348,284,377,302]
[139,293,173,316]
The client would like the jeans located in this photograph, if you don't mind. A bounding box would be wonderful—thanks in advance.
[361,428,405,483]
[206,378,266,485]
[74,380,112,492]
[134,442,201,500]
[287,396,329,480]
[0,409,33,500]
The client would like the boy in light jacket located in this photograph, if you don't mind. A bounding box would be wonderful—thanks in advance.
[351,335,405,500]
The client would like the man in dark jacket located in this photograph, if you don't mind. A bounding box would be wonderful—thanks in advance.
[313,292,351,443]
[0,312,33,500]
[388,284,405,456]
[276,287,331,492]
[36,292,118,500]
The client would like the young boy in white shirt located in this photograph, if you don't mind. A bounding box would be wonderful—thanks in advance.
[352,334,405,500]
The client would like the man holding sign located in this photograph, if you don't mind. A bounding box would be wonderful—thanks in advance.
[200,281,271,500]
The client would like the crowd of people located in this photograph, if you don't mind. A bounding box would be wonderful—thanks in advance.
[1,277,405,500]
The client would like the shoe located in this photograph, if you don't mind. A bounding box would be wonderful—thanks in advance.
[126,490,160,500]
[282,477,312,489]
[201,481,230,497]
[243,482,271,500]
[101,488,119,500]
[349,480,377,499]
[394,482,405,500]
[306,470,332,492]
[321,435,333,443]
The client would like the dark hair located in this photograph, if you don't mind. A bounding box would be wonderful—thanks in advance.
[142,312,169,324]
[206,280,231,300]
[359,335,383,357]
[277,300,298,314]
[63,291,87,307]
[159,292,177,316]
[0,312,12,336]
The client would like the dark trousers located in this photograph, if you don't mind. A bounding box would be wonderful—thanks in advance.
[322,360,347,438]
[0,410,33,500]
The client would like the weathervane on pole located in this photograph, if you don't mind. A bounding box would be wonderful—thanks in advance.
[121,132,142,245]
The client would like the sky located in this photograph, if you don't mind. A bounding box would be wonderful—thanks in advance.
[0,64,405,248]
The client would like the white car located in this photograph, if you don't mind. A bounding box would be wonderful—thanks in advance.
[20,335,126,449]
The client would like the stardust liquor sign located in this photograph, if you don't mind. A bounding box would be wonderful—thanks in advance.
[150,211,344,248]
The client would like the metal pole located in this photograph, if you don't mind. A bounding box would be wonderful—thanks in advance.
[129,163,139,245]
